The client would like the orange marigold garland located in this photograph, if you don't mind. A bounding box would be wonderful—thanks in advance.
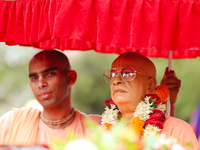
[101,85,169,139]
[131,117,145,137]
[104,123,113,130]
[150,85,169,103]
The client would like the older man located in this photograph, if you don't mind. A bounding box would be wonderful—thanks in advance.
[103,52,199,149]
[0,50,101,146]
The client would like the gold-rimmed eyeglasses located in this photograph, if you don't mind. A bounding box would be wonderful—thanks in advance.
[103,67,151,83]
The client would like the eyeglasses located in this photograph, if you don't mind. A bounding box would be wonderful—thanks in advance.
[103,67,151,83]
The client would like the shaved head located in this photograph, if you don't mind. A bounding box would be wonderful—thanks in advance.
[29,49,71,72]
[112,52,156,79]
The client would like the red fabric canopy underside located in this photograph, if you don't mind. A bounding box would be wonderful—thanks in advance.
[1,0,200,58]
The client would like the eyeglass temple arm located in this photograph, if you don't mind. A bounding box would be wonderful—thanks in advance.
[136,71,151,78]
[103,74,110,79]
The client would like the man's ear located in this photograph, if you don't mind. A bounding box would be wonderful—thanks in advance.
[147,77,157,93]
[67,70,77,85]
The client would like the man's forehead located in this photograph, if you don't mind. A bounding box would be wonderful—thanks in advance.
[29,57,62,72]
[111,53,156,78]
[111,53,155,75]
[112,56,140,68]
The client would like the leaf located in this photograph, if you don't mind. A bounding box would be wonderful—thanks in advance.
[184,142,193,148]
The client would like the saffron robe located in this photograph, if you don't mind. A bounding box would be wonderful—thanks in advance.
[161,115,199,150]
[0,107,101,146]
[0,107,199,149]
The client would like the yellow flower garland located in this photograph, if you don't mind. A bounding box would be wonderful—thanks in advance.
[150,85,169,103]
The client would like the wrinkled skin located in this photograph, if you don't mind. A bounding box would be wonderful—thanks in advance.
[110,52,157,122]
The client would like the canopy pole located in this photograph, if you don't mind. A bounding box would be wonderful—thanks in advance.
[168,51,172,71]
[166,51,172,116]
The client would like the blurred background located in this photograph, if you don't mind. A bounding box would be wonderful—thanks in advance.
[0,42,200,123]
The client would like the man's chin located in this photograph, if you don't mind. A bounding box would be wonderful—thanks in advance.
[112,95,130,105]
[38,99,55,107]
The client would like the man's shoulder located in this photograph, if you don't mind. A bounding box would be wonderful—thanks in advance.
[165,115,190,126]
[75,109,102,124]
[75,109,101,117]
[163,115,194,132]
[12,107,41,116]
[165,116,189,125]
[163,116,199,149]
[0,107,41,132]
[162,115,196,139]
[1,107,40,120]
[9,107,41,123]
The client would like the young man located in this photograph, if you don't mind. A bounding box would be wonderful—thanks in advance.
[104,52,199,149]
[0,49,101,146]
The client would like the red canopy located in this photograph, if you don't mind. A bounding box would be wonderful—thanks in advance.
[1,0,200,58]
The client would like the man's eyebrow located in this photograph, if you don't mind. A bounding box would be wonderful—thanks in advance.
[29,67,57,77]
[42,67,57,73]
[29,73,37,78]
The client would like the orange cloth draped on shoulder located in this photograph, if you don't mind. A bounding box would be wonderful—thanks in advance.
[162,115,200,150]
[0,107,101,146]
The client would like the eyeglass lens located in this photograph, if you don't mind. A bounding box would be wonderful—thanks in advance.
[104,67,136,82]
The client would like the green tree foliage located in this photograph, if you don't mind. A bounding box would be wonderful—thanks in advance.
[70,51,118,115]
[0,44,40,115]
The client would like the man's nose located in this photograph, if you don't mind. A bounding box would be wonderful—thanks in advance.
[112,73,123,85]
[38,76,48,89]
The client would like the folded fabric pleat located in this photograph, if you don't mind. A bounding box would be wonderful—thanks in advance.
[1,0,200,58]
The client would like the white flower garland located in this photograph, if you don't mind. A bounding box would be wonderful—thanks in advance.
[101,104,119,126]
[101,94,167,139]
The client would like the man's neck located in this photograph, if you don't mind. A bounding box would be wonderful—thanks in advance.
[118,105,136,125]
[41,106,75,129]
